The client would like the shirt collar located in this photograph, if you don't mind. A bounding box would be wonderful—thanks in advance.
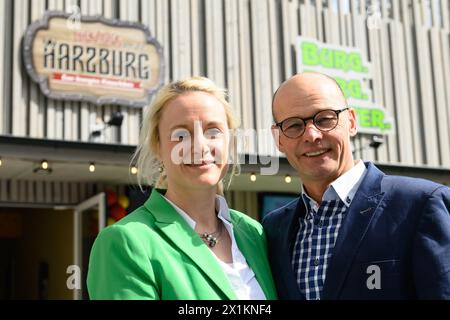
[161,194,232,229]
[162,194,251,270]
[301,160,367,208]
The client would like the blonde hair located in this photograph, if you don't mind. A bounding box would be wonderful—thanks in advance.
[131,76,240,194]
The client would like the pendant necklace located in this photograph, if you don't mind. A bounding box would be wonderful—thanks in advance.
[198,221,223,248]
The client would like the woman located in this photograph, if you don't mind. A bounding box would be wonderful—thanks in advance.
[87,76,277,299]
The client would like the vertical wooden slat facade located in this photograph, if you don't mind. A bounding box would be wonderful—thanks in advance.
[12,0,30,138]
[0,178,125,206]
[0,0,448,171]
[0,0,7,135]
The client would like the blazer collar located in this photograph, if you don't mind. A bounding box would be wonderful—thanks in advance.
[322,162,386,299]
[144,189,237,299]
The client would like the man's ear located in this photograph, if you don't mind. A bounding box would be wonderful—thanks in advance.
[347,108,358,137]
[271,125,285,153]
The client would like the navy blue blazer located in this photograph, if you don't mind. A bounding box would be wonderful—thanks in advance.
[263,162,450,299]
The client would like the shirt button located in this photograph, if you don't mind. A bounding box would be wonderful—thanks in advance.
[346,197,351,204]
[318,221,323,228]
[314,258,320,266]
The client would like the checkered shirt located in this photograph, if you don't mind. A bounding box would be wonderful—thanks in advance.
[292,194,348,300]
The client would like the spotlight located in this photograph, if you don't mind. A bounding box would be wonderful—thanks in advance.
[369,135,384,149]
[131,166,138,175]
[41,160,48,170]
[34,160,52,174]
[90,112,124,142]
[89,163,96,172]
[250,173,256,182]
[353,135,384,154]
[107,111,124,127]
[285,174,292,184]
[0,158,2,167]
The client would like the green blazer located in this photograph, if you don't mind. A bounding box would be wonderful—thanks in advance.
[87,189,277,300]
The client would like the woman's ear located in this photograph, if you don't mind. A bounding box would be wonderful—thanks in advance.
[154,138,162,163]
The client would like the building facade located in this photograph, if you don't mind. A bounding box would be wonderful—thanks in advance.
[0,0,449,299]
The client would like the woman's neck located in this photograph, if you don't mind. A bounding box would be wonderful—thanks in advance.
[164,187,219,231]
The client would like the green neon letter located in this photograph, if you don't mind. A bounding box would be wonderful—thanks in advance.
[302,42,319,66]
[371,109,385,129]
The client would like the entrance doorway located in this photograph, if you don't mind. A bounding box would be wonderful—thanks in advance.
[0,193,106,300]
[0,206,74,299]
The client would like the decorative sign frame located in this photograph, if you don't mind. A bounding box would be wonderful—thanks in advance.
[23,11,165,108]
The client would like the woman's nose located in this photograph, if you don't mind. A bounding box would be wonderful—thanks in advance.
[192,124,210,162]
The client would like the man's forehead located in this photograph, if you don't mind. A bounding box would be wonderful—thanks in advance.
[280,74,341,95]
[275,84,342,108]
[272,73,346,120]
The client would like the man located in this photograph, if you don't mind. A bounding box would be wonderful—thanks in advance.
[263,72,450,299]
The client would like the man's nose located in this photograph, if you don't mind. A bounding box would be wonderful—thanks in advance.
[302,120,322,142]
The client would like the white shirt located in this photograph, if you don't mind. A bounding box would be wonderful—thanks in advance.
[301,159,367,209]
[162,194,267,300]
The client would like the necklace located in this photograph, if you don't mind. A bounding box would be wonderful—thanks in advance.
[198,221,223,248]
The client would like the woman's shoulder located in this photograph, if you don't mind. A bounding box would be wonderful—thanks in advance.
[229,208,263,233]
[116,204,155,225]
[97,205,157,242]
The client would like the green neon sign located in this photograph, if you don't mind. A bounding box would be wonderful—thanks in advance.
[301,41,369,74]
[297,37,393,135]
[334,77,370,101]
[353,107,393,133]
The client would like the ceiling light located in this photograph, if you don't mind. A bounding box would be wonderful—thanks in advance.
[285,174,292,184]
[250,173,256,182]
[89,163,96,172]
[41,160,48,170]
[34,160,52,174]
[131,166,138,175]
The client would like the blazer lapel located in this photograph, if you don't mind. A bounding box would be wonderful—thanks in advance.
[282,201,306,299]
[232,213,277,299]
[144,189,236,299]
[266,199,305,299]
[322,162,386,299]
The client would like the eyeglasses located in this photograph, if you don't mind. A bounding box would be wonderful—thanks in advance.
[275,108,349,139]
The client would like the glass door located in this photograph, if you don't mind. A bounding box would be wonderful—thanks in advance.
[73,193,106,300]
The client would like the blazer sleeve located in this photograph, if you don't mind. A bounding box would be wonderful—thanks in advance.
[412,185,450,299]
[87,224,160,300]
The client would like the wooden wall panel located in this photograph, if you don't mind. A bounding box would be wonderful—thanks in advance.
[0,0,448,170]
[11,0,29,137]
[0,0,7,134]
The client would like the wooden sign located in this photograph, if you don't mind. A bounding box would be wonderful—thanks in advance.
[23,11,165,108]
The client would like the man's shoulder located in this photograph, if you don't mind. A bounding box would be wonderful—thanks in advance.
[381,173,447,196]
[262,197,300,226]
[365,162,447,196]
